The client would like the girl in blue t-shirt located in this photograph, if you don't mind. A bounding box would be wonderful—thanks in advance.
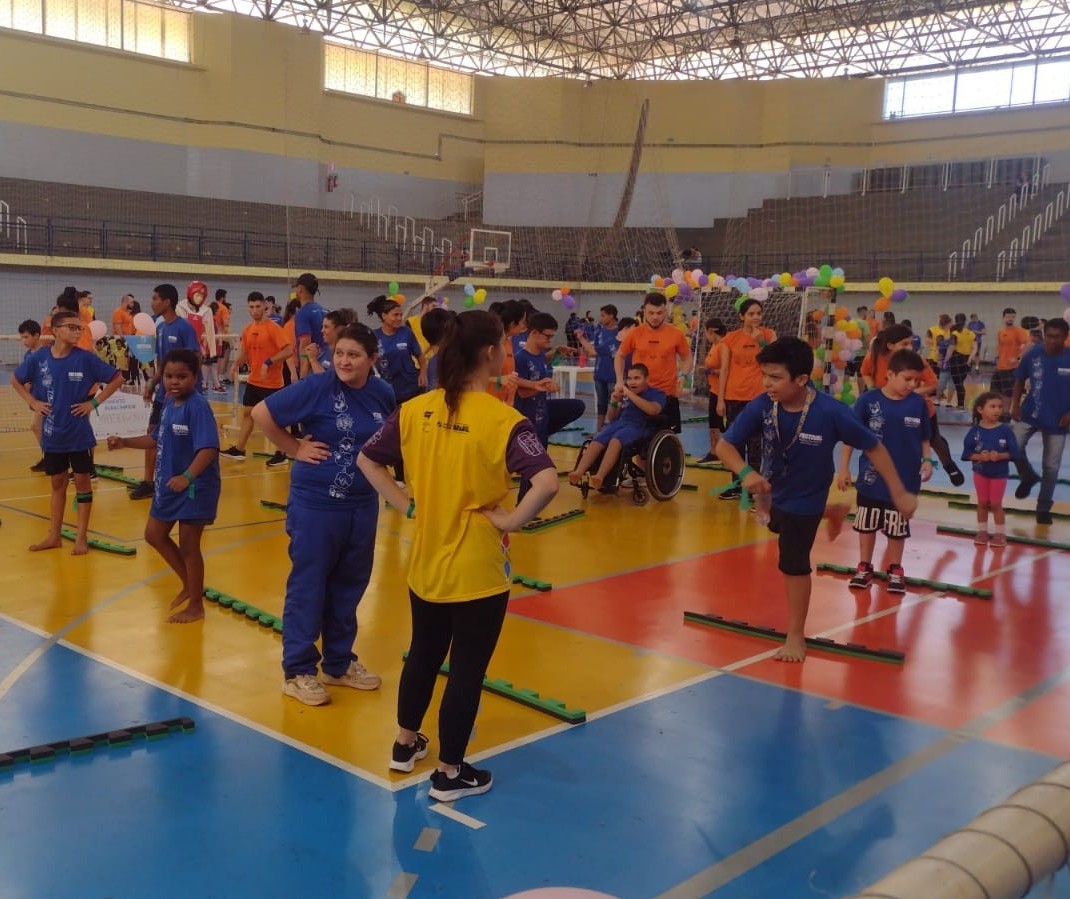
[305,308,356,374]
[251,324,397,707]
[961,391,1020,548]
[108,349,221,623]
[368,295,425,482]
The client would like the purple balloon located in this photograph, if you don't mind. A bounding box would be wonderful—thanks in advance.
[1060,283,1070,303]
[747,277,761,288]
[891,288,909,303]
[562,295,577,310]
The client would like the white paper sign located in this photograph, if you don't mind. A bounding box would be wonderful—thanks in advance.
[90,390,151,439]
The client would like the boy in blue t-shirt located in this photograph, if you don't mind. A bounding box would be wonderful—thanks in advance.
[108,349,221,622]
[293,272,327,378]
[569,363,665,489]
[717,337,918,662]
[11,309,124,555]
[19,319,47,473]
[837,349,933,593]
[1010,318,1070,525]
[575,304,620,430]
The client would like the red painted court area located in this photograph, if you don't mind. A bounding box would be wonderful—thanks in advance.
[511,519,1070,753]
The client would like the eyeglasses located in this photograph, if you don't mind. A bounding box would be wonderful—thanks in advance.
[538,330,557,339]
[59,324,85,332]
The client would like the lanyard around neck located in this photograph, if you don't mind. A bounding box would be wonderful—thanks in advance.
[772,386,815,456]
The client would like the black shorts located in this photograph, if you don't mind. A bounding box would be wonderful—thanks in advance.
[768,506,823,576]
[707,393,725,431]
[43,450,93,477]
[662,395,681,433]
[853,494,910,539]
[147,399,165,429]
[845,358,862,377]
[242,383,279,407]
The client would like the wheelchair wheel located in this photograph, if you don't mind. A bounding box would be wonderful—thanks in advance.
[571,440,593,499]
[632,487,648,505]
[644,429,685,501]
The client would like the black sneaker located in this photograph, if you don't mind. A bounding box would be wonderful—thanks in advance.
[90,467,98,481]
[697,453,717,464]
[265,451,289,468]
[886,564,907,594]
[128,480,154,500]
[719,486,742,501]
[389,733,429,773]
[848,561,874,589]
[947,467,965,487]
[220,446,247,461]
[429,762,493,802]
[1015,474,1039,500]
[1037,510,1054,526]
[29,457,47,473]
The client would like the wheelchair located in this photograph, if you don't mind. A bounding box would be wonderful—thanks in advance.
[571,428,685,505]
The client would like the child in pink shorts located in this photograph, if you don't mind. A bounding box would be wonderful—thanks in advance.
[961,391,1019,547]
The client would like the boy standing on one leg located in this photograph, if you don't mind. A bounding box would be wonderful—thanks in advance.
[716,337,918,662]
[11,310,123,554]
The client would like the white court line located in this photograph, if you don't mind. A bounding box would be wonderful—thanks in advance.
[430,802,486,830]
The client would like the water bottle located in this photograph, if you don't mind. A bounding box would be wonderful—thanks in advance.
[578,352,587,367]
[754,491,772,526]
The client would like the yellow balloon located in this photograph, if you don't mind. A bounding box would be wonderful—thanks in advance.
[779,272,792,287]
[829,275,845,289]
[878,276,894,299]
[474,288,487,304]
[664,283,679,298]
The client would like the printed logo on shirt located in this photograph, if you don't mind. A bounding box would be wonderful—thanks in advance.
[1058,368,1070,377]
[372,412,384,423]
[397,342,408,350]
[67,371,84,382]
[172,424,189,436]
[904,416,922,428]
[517,429,545,457]
[799,432,823,446]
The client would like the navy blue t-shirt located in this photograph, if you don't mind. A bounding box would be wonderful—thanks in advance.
[295,301,327,352]
[375,325,423,401]
[150,392,221,522]
[961,423,1019,478]
[514,345,552,435]
[264,372,396,509]
[619,386,666,428]
[14,347,118,453]
[723,389,880,516]
[851,389,931,503]
[592,325,619,382]
[1016,344,1070,434]
[154,317,200,402]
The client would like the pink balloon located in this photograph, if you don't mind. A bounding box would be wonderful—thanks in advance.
[133,312,156,335]
[551,289,563,302]
[1063,307,1070,324]
[88,320,108,341]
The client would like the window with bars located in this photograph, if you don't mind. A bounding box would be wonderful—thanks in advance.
[324,42,473,116]
[0,0,190,63]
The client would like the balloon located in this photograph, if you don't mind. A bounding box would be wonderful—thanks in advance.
[891,288,909,303]
[849,339,863,352]
[551,289,562,301]
[692,269,704,281]
[834,307,849,321]
[560,285,571,296]
[474,288,487,304]
[664,283,679,299]
[811,365,825,381]
[464,283,475,296]
[712,275,726,288]
[829,275,845,289]
[733,297,745,312]
[750,287,769,302]
[1064,307,1070,323]
[780,273,793,287]
[815,346,826,360]
[835,320,850,332]
[88,320,107,341]
[832,267,845,279]
[388,281,400,295]
[819,264,833,279]
[874,297,891,312]
[133,312,156,336]
[878,276,894,298]
[672,268,685,283]
[562,295,577,311]
[393,293,405,304]
[464,296,475,308]
[811,309,825,322]
[697,274,709,287]
[806,267,819,278]
[838,349,853,362]
[1060,283,1070,302]
[127,334,155,364]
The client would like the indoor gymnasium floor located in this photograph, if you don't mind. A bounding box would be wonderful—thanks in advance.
[1,393,1069,898]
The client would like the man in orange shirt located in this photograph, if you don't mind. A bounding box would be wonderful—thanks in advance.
[111,294,135,336]
[614,292,692,432]
[992,307,1030,399]
[220,291,292,465]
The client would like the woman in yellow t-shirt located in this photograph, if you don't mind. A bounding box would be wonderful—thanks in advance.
[947,312,977,409]
[358,310,559,802]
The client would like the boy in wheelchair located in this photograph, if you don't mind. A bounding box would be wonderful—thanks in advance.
[569,363,666,489]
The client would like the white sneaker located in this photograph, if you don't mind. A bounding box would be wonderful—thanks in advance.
[283,674,331,706]
[321,659,381,691]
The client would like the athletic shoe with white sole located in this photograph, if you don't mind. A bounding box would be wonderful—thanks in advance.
[429,762,493,801]
[390,733,430,772]
[282,673,331,706]
[320,660,381,691]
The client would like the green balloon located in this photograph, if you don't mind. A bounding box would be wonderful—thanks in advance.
[388,281,400,295]
[819,264,833,278]
[464,296,475,308]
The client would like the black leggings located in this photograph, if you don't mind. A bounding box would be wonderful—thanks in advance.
[928,412,959,475]
[398,589,509,765]
[949,353,970,408]
[724,399,761,469]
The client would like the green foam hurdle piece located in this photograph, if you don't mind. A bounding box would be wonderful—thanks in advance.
[947,500,1070,520]
[60,528,136,556]
[217,593,235,608]
[937,524,1070,552]
[259,500,288,512]
[521,509,586,533]
[816,562,990,599]
[96,468,142,486]
[244,606,262,621]
[231,601,247,614]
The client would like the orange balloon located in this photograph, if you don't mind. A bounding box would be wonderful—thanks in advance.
[560,285,571,295]
[834,307,849,321]
[654,277,666,289]
[811,309,825,322]
[874,297,891,311]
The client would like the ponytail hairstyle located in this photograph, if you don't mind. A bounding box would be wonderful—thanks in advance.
[56,286,79,313]
[367,294,399,321]
[867,323,912,371]
[437,310,504,416]
[951,312,966,334]
[325,307,356,328]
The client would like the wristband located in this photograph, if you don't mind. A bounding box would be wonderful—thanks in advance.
[182,469,195,485]
[406,500,416,519]
[90,397,100,410]
[182,469,196,499]
[739,464,755,479]
[609,400,619,408]
[496,376,502,389]
[923,457,936,464]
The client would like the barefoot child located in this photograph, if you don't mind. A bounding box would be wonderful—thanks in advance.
[837,349,934,593]
[108,349,221,622]
[716,337,918,662]
[962,391,1019,547]
[569,363,665,489]
[11,309,123,554]
[18,319,46,473]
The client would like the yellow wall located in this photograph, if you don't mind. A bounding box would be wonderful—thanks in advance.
[3,9,1070,182]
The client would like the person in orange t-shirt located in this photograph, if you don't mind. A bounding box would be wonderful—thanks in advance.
[992,307,1030,398]
[716,299,776,496]
[614,293,691,432]
[111,294,135,336]
[698,316,727,462]
[862,323,965,486]
[488,299,524,406]
[220,291,291,463]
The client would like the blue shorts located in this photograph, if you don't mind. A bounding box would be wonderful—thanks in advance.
[594,420,649,448]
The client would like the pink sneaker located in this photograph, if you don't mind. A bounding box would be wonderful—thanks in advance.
[973,530,989,546]
[989,533,1007,547]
